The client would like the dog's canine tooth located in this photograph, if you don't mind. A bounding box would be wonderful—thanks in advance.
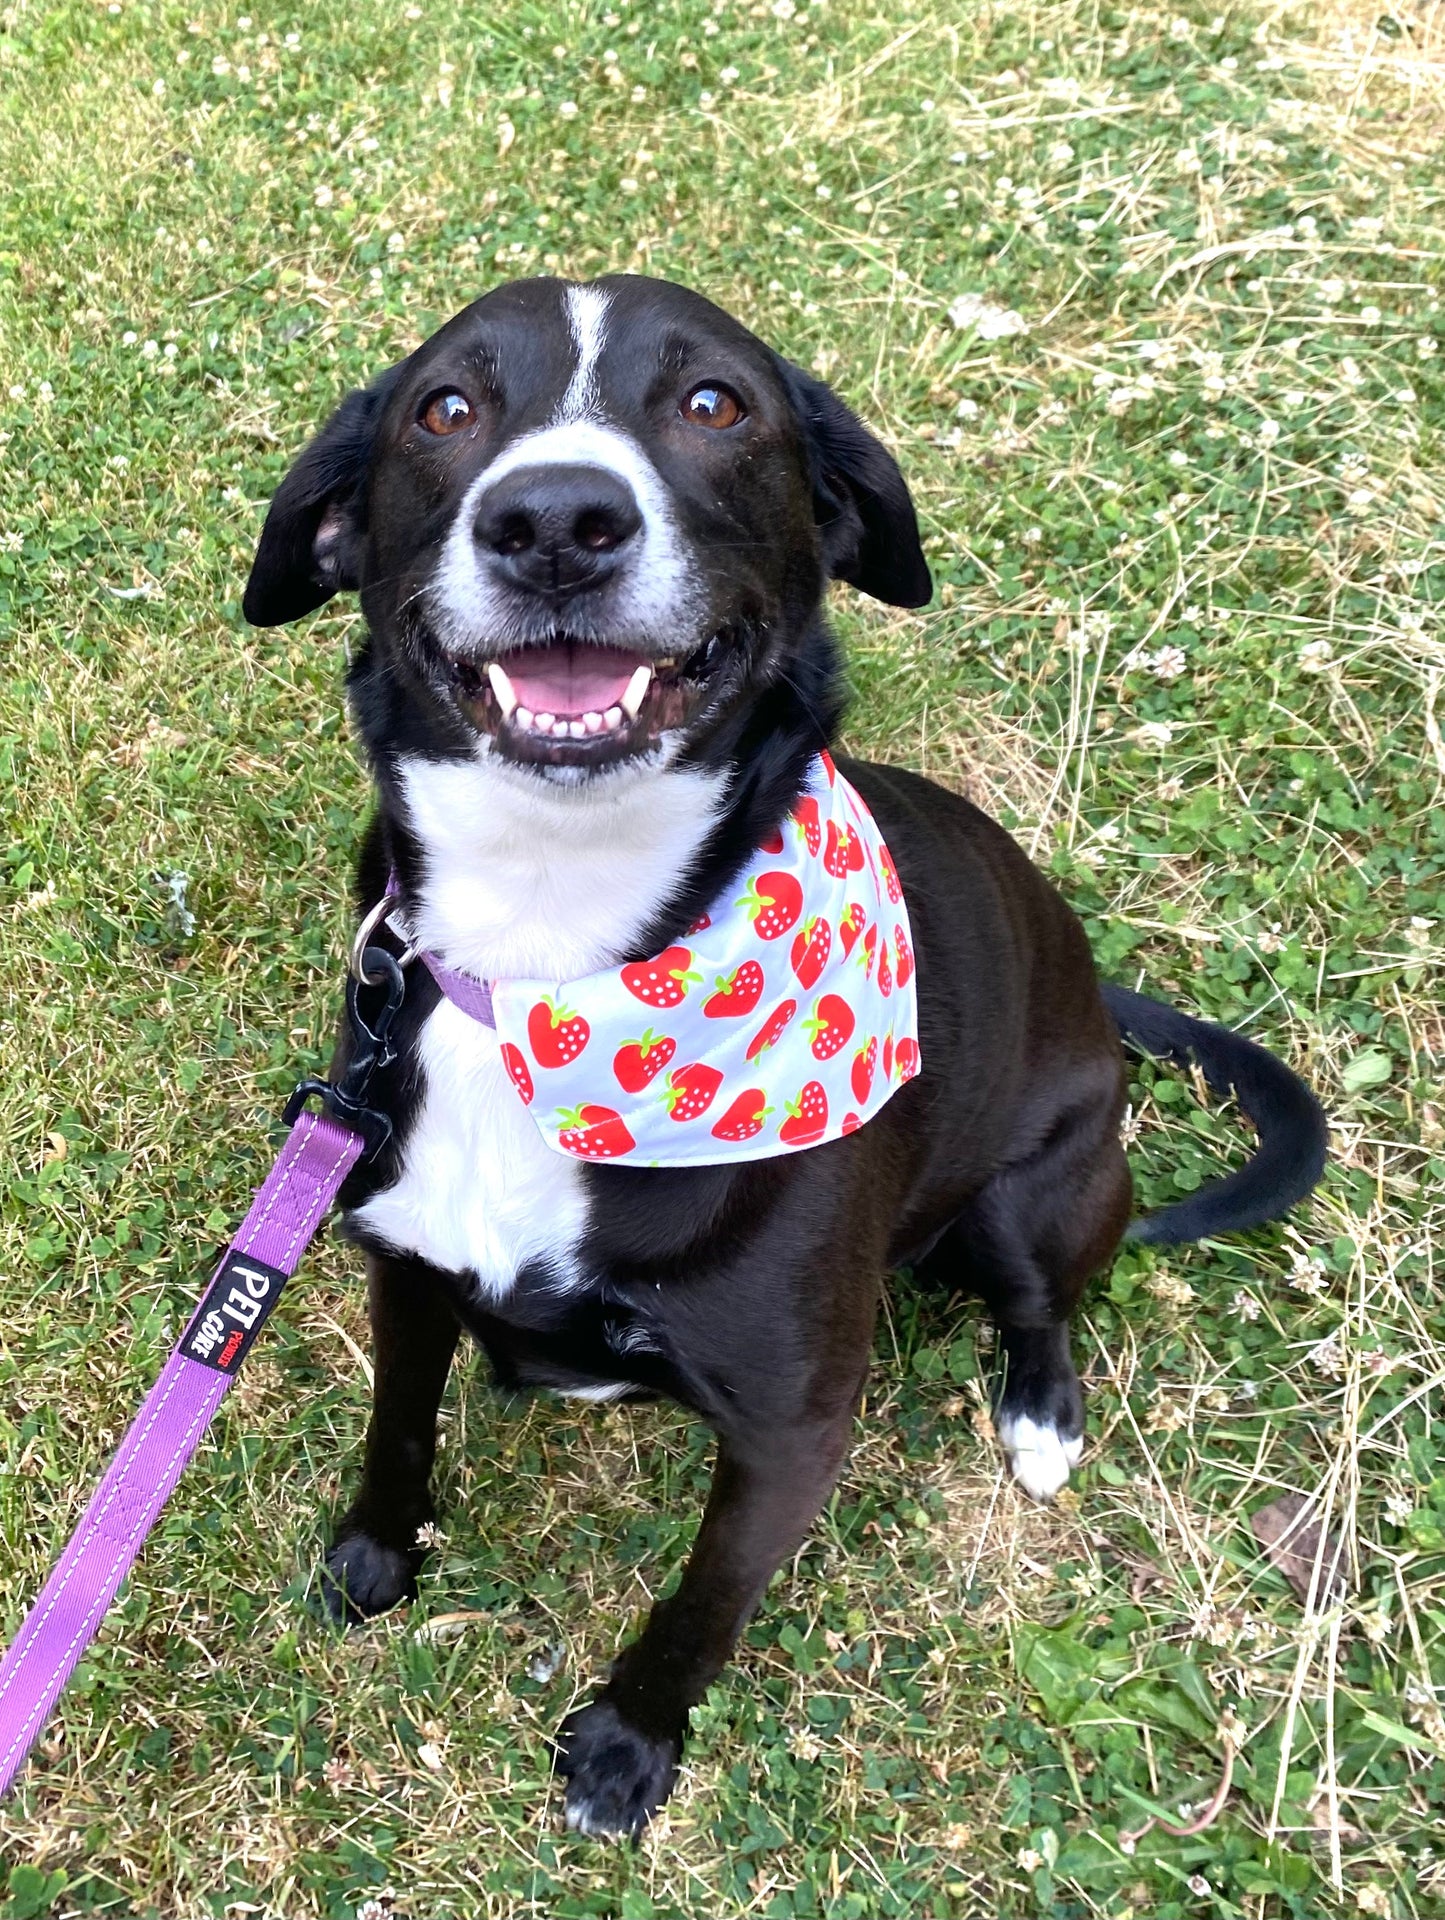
[515,705,534,730]
[620,665,653,719]
[485,661,517,717]
[583,710,604,734]
[602,705,623,730]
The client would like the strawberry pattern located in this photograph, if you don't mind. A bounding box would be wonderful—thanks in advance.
[487,755,921,1166]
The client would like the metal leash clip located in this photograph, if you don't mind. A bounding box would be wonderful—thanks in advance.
[284,920,412,1159]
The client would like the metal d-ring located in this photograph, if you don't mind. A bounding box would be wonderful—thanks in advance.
[349,892,418,986]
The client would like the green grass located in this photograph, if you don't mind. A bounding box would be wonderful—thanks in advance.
[2,0,1444,1913]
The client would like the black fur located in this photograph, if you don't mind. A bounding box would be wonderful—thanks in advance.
[1103,985,1329,1243]
[241,275,1327,1838]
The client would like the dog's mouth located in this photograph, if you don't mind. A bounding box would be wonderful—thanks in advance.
[446,634,727,766]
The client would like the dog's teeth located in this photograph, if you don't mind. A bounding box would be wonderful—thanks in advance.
[583,710,604,733]
[484,661,517,718]
[603,705,623,731]
[567,718,587,739]
[620,665,652,719]
[515,705,534,730]
[534,711,556,731]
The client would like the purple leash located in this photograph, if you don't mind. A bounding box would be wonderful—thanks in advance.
[0,925,420,1800]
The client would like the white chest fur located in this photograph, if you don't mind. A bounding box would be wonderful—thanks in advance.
[349,747,725,1295]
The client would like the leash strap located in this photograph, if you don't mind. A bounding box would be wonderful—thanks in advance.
[0,1110,364,1799]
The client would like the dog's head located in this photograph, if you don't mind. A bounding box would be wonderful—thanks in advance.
[244,275,930,780]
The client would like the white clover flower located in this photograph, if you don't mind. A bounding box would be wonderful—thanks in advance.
[1047,140,1074,167]
[1385,1491,1414,1526]
[1175,146,1202,175]
[771,0,796,15]
[1256,417,1281,448]
[1290,1252,1328,1295]
[1150,645,1187,683]
[1309,1335,1345,1379]
[1257,923,1284,954]
[313,183,334,206]
[947,292,1028,341]
[1016,1848,1045,1873]
[386,229,405,252]
[1346,486,1375,515]
[1319,276,1347,304]
[1130,721,1174,751]
[1298,639,1334,674]
[1232,1290,1262,1322]
[1340,357,1366,389]
[955,397,980,420]
[1405,917,1436,951]
[0,530,23,553]
[720,64,739,83]
[1418,335,1438,359]
[558,99,578,117]
[1359,304,1381,326]
[140,338,159,359]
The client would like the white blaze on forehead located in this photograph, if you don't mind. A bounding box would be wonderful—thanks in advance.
[558,284,611,422]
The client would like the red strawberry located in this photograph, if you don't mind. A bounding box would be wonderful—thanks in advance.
[895,1036,921,1082]
[823,820,865,879]
[850,1037,877,1105]
[759,825,785,855]
[792,794,822,856]
[893,923,914,988]
[557,1104,635,1159]
[877,938,893,999]
[687,912,713,935]
[806,993,855,1061]
[842,1111,863,1135]
[779,1080,829,1146]
[746,998,797,1062]
[790,915,831,991]
[527,995,590,1068]
[819,750,837,785]
[663,1062,724,1122]
[711,1088,772,1141]
[839,902,866,957]
[738,870,804,940]
[859,923,878,981]
[883,1034,893,1080]
[703,959,765,1019]
[879,844,902,905]
[621,945,701,1009]
[613,1029,675,1093]
[500,1042,534,1105]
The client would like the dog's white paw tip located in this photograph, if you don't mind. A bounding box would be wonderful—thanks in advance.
[996,1413,1083,1502]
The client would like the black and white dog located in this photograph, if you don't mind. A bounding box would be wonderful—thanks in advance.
[243,275,1326,1837]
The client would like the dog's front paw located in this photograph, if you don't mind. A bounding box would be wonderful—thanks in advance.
[321,1530,419,1625]
[555,1697,683,1839]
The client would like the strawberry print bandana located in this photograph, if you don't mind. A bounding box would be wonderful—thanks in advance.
[427,752,920,1167]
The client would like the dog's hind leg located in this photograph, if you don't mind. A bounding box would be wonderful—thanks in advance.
[321,1250,461,1625]
[940,1090,1131,1501]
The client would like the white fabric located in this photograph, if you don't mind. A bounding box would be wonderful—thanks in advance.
[485,753,921,1166]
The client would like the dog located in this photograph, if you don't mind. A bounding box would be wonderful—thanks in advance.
[242,274,1326,1838]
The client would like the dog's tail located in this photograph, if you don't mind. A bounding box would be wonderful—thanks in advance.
[1101,983,1328,1245]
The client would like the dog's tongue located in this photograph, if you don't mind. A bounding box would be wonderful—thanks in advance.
[502,644,641,717]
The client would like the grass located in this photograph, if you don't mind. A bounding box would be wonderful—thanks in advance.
[0,0,1443,1913]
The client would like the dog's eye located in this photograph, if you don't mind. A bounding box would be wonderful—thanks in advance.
[681,383,745,430]
[419,390,475,436]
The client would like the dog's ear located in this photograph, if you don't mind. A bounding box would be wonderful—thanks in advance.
[777,359,932,609]
[242,373,397,626]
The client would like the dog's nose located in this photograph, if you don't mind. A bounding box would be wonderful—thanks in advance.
[474,464,643,600]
